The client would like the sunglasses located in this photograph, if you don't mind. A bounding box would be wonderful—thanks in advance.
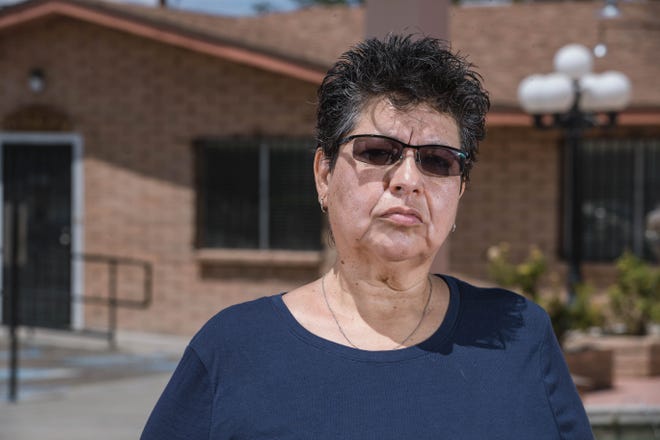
[339,134,468,177]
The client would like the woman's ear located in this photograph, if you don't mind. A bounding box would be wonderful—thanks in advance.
[314,148,331,200]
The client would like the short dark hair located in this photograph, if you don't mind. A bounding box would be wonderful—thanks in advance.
[316,34,490,181]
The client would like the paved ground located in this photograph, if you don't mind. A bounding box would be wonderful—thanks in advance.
[0,373,171,440]
[0,328,185,440]
[584,377,660,439]
[583,376,660,407]
[2,329,660,440]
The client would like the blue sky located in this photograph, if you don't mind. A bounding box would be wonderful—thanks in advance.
[0,0,302,16]
[141,0,301,15]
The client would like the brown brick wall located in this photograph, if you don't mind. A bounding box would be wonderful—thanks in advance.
[451,126,563,283]
[2,15,651,337]
[0,16,319,336]
[451,124,660,289]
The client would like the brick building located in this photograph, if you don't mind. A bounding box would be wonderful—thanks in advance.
[0,0,658,336]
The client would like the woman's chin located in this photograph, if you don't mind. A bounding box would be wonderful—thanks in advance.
[365,237,435,263]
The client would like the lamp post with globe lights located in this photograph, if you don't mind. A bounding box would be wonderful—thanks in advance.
[517,43,631,300]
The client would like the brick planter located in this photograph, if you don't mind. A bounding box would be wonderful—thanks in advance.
[566,335,660,379]
[564,346,614,391]
[606,337,660,378]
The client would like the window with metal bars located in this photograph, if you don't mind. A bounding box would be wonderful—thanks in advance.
[195,138,322,251]
[577,138,660,262]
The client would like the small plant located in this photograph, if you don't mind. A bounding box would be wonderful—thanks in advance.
[570,283,605,331]
[487,243,546,299]
[486,243,604,344]
[607,252,660,335]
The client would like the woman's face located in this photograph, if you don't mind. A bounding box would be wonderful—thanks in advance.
[315,97,464,265]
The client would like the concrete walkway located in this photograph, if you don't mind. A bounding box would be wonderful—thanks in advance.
[0,328,185,440]
[2,329,660,439]
[0,373,170,440]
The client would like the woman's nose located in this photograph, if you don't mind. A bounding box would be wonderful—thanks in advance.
[387,149,423,194]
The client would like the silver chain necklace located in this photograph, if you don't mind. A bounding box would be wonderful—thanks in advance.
[320,274,432,350]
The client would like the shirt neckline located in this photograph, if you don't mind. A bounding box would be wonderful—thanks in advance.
[270,274,461,363]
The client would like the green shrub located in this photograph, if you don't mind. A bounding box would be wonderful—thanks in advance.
[487,243,546,300]
[607,252,660,335]
[487,243,604,344]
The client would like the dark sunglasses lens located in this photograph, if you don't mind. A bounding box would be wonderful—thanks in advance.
[352,137,401,166]
[419,147,463,176]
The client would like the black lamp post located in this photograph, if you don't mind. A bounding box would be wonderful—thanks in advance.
[518,44,631,300]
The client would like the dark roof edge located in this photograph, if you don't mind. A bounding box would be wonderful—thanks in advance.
[0,0,327,83]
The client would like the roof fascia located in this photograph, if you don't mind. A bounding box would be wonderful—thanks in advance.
[0,0,325,84]
[487,111,660,127]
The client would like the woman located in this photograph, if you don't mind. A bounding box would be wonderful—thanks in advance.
[142,35,593,439]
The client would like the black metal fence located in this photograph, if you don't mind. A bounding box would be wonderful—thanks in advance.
[580,138,660,262]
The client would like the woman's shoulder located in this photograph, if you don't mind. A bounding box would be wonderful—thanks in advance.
[442,274,551,338]
[445,275,546,313]
[189,295,283,354]
[213,295,279,322]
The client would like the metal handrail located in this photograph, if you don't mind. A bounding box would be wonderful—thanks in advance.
[73,252,153,308]
[71,252,153,347]
[3,252,153,402]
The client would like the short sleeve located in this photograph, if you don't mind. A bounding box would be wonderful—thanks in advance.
[141,346,213,440]
[540,319,595,439]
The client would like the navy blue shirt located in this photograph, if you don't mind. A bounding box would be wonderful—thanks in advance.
[141,275,593,439]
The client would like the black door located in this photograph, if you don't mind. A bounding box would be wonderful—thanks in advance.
[2,143,72,329]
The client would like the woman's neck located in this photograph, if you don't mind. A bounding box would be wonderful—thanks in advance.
[330,264,430,315]
[332,247,433,297]
[320,257,442,349]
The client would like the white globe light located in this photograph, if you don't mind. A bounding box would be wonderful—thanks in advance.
[518,75,543,113]
[554,44,593,79]
[518,73,574,114]
[593,43,607,58]
[599,71,632,110]
[580,71,631,111]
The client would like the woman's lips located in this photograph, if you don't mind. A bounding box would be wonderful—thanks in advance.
[381,207,423,225]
